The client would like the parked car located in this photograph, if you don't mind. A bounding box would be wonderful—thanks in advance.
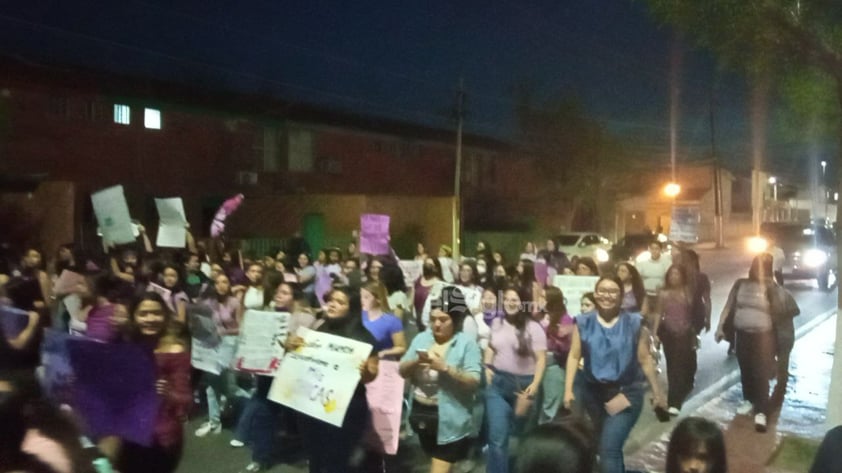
[610,233,675,263]
[759,222,837,290]
[553,232,612,263]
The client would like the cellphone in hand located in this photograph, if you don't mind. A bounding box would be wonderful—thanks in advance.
[416,349,429,360]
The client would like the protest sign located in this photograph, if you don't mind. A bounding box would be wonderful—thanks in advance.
[359,214,390,255]
[187,304,219,346]
[0,305,29,338]
[91,185,135,245]
[364,360,404,455]
[53,270,86,296]
[398,260,422,288]
[191,338,221,375]
[147,282,172,303]
[552,275,600,314]
[42,329,76,404]
[234,310,291,375]
[63,294,87,335]
[669,206,701,243]
[66,337,159,446]
[268,327,373,427]
[154,197,187,248]
[314,263,341,305]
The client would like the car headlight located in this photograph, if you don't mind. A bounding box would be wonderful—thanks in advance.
[746,236,768,254]
[803,249,828,267]
[595,248,609,263]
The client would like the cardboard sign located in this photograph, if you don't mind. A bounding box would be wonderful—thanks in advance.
[360,214,391,255]
[155,197,187,248]
[234,310,291,375]
[91,185,135,245]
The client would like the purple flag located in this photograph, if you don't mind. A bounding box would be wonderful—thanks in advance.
[67,338,160,446]
[0,305,29,338]
[41,329,76,405]
[360,214,391,255]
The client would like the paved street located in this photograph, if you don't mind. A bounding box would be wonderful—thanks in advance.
[175,241,839,473]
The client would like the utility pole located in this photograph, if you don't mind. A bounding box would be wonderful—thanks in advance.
[452,78,465,261]
[710,86,724,248]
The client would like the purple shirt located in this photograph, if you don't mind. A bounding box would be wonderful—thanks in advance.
[362,311,403,352]
[489,317,547,375]
[85,304,120,343]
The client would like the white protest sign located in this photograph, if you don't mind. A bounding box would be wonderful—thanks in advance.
[552,275,599,313]
[268,327,373,427]
[91,185,135,245]
[364,360,404,455]
[154,198,187,248]
[234,310,291,375]
[191,339,222,375]
[398,260,422,288]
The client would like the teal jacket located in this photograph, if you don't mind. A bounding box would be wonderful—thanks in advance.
[401,331,482,444]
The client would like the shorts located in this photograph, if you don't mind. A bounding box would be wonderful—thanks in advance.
[412,402,471,463]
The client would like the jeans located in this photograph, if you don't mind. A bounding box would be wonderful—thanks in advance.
[540,360,566,424]
[659,328,697,409]
[736,329,774,415]
[580,382,645,473]
[484,370,535,473]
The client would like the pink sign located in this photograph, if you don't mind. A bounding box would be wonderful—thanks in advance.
[364,360,404,454]
[359,214,391,255]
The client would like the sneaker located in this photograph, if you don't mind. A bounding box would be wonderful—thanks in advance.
[754,413,767,432]
[736,401,754,416]
[194,421,221,437]
[229,439,245,448]
[668,407,680,416]
[239,462,263,473]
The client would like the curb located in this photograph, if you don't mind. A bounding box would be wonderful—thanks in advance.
[626,307,838,455]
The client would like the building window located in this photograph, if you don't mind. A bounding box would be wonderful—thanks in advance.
[262,126,280,172]
[144,108,161,129]
[113,104,131,125]
[288,128,314,172]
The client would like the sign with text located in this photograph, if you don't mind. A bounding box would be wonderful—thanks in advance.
[365,360,404,455]
[234,310,291,375]
[398,260,422,288]
[155,197,187,248]
[669,206,701,243]
[268,327,373,427]
[359,214,391,255]
[551,275,600,314]
[91,185,135,245]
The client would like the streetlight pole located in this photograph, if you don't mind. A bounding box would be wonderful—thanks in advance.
[452,78,464,261]
[822,160,828,222]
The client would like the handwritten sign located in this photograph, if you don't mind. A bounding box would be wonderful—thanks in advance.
[234,310,291,375]
[360,214,391,255]
[398,260,422,288]
[187,304,220,347]
[191,339,222,375]
[551,275,600,313]
[155,197,187,248]
[364,360,404,455]
[91,185,135,245]
[268,327,373,427]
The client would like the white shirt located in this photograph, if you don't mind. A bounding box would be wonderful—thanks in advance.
[635,254,672,296]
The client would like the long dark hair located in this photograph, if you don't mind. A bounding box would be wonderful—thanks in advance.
[519,259,536,287]
[616,262,645,310]
[128,291,186,344]
[748,253,773,281]
[503,286,532,357]
[515,417,596,473]
[666,417,727,473]
[545,286,568,336]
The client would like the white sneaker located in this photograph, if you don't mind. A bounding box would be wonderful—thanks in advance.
[754,413,767,432]
[229,439,245,448]
[239,462,263,473]
[668,407,680,416]
[736,401,754,416]
[194,421,221,437]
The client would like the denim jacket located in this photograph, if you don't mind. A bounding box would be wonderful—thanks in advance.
[402,330,482,443]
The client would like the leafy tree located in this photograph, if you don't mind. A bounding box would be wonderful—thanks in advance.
[646,0,842,425]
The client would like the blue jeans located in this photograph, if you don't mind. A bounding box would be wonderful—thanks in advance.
[540,360,566,424]
[484,370,535,473]
[580,382,644,473]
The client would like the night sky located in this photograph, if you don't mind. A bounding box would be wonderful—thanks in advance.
[0,0,821,176]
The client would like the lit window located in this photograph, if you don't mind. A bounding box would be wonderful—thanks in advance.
[144,108,161,129]
[113,104,130,125]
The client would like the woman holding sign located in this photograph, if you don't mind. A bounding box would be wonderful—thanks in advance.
[299,286,379,473]
[120,292,190,473]
[400,286,482,473]
[563,275,667,473]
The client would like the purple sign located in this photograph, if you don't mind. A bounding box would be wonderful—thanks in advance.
[360,214,391,255]
[0,305,30,338]
[41,329,76,404]
[67,338,160,446]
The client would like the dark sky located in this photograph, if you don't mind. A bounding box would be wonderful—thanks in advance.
[0,0,813,174]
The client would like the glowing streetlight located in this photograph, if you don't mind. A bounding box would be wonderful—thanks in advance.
[664,182,681,198]
[768,176,778,200]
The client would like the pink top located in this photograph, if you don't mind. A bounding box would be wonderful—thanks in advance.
[85,304,120,343]
[489,317,547,375]
[203,297,241,335]
[661,293,692,334]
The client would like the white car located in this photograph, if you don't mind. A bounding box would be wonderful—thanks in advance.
[554,232,613,263]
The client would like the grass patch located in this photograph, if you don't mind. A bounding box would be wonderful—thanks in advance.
[767,436,821,472]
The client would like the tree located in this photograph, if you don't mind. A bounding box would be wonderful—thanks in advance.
[513,86,622,231]
[646,0,842,426]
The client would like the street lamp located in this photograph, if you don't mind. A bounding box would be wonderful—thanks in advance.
[821,160,828,221]
[664,182,681,198]
[768,176,778,201]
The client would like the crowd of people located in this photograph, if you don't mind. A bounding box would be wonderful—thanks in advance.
[0,224,826,473]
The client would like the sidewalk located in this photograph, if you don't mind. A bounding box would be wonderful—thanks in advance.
[626,314,837,473]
